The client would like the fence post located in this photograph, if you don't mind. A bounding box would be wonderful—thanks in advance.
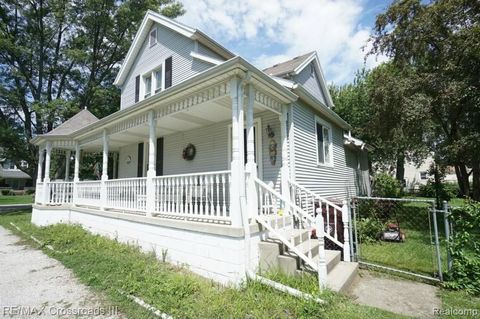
[342,200,351,262]
[443,200,452,272]
[431,202,443,281]
[315,213,327,289]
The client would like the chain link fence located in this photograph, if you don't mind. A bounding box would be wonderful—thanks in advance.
[351,196,449,281]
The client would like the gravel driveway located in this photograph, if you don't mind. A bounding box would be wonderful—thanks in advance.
[0,226,123,318]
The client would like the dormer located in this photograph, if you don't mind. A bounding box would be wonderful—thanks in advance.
[115,11,234,110]
[263,52,334,109]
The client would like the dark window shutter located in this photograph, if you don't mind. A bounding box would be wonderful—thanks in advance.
[156,138,164,176]
[137,143,144,177]
[165,57,172,89]
[135,75,140,103]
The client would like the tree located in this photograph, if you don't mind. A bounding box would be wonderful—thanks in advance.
[368,0,480,199]
[0,0,184,179]
[331,63,430,182]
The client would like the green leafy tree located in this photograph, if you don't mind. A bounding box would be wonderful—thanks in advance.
[0,0,184,179]
[331,63,430,182]
[368,0,480,199]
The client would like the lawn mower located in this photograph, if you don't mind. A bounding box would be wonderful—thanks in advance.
[379,222,406,242]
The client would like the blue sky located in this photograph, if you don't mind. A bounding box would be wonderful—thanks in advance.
[178,0,391,84]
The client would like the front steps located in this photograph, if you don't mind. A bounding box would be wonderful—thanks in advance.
[259,228,358,293]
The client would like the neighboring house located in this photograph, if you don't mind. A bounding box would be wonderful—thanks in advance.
[30,11,369,291]
[0,156,32,190]
[404,155,464,191]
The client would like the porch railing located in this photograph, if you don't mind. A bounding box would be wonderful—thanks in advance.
[105,177,147,213]
[153,170,231,222]
[76,180,102,207]
[36,170,232,223]
[47,181,74,205]
[289,180,345,249]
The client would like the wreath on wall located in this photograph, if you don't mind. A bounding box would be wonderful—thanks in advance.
[182,143,196,161]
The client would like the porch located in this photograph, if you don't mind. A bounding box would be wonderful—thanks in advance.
[33,74,293,227]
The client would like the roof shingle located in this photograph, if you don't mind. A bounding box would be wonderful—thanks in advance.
[262,52,314,77]
[46,109,99,136]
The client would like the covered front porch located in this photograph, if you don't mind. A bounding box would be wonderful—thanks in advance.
[33,73,294,227]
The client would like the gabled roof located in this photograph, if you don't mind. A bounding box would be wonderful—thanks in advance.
[264,51,335,108]
[263,52,315,77]
[114,10,235,86]
[46,109,99,136]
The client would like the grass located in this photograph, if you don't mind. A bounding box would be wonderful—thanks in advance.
[0,210,405,319]
[0,194,33,204]
[356,199,448,277]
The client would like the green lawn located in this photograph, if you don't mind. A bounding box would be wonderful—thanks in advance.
[0,194,33,205]
[356,199,448,278]
[0,210,404,319]
[1,210,478,318]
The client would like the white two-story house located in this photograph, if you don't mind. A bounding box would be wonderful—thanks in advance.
[31,11,370,292]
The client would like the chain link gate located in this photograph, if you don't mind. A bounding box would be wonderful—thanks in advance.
[350,196,450,282]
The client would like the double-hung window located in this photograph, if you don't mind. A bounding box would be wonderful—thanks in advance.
[315,117,333,166]
[154,67,163,94]
[144,75,152,99]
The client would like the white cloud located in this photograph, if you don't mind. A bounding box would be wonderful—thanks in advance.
[178,0,386,84]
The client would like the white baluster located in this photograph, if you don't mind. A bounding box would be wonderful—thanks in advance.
[221,174,226,216]
[342,200,351,262]
[334,206,338,240]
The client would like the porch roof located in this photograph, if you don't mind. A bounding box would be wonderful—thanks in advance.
[45,109,99,136]
[30,56,298,148]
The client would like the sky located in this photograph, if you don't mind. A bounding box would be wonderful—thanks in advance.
[177,0,391,85]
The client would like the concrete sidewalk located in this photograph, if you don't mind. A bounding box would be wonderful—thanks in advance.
[0,226,123,318]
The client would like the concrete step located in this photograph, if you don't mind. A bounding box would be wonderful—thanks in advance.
[325,261,359,293]
[308,250,342,273]
[291,239,320,259]
[268,228,310,246]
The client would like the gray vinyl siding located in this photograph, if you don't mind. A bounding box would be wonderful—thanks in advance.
[120,24,222,109]
[117,112,281,188]
[197,42,226,61]
[295,64,327,105]
[291,101,355,202]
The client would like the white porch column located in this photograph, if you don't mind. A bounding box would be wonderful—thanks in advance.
[246,85,258,218]
[230,77,245,227]
[43,141,52,204]
[280,105,290,203]
[64,150,71,181]
[100,129,109,210]
[146,110,157,217]
[36,145,44,183]
[73,142,81,205]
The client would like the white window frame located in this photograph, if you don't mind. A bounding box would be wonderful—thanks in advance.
[153,66,164,94]
[227,118,263,179]
[140,63,165,101]
[149,28,157,47]
[314,116,333,167]
[143,74,152,99]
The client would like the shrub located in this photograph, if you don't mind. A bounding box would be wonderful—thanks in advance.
[1,189,12,196]
[418,180,458,201]
[444,201,480,295]
[373,173,402,198]
[356,217,384,243]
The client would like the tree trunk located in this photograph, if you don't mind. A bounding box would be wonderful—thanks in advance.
[395,154,405,183]
[455,163,470,197]
[472,161,480,201]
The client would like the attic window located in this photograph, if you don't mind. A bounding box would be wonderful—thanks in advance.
[149,28,157,47]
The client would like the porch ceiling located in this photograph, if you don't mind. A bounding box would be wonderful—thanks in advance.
[80,95,267,151]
